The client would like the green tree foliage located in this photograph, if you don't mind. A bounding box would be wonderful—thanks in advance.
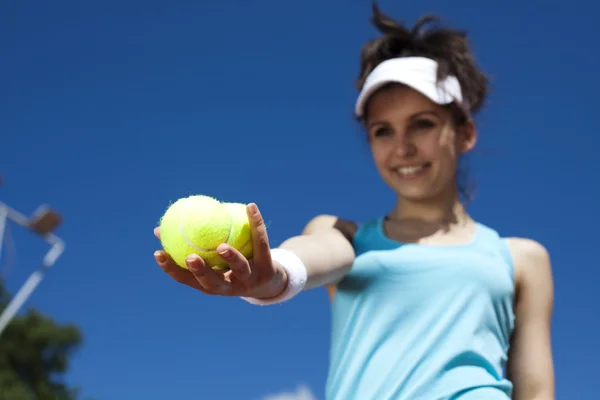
[0,280,84,400]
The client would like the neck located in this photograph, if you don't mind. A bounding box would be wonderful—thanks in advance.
[388,188,470,228]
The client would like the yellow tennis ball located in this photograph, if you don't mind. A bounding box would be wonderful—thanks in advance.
[159,195,233,271]
[223,202,253,260]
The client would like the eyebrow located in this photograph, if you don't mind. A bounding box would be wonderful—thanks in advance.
[410,110,440,119]
[367,109,441,129]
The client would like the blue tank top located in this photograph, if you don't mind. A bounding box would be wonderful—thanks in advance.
[325,218,515,400]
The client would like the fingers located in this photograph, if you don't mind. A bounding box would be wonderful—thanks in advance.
[153,203,271,297]
[154,250,206,292]
[185,254,232,295]
[246,203,273,274]
[154,250,232,295]
[217,243,251,282]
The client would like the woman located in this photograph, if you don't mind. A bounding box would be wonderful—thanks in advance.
[153,4,555,399]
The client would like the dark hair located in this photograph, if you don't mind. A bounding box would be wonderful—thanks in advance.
[357,2,489,203]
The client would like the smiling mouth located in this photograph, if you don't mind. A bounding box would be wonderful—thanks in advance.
[393,163,431,180]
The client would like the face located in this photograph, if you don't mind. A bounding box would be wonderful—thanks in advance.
[364,84,476,202]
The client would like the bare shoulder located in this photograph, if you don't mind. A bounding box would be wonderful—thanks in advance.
[506,237,550,264]
[303,214,358,239]
[506,237,550,265]
[302,214,340,234]
[505,237,553,289]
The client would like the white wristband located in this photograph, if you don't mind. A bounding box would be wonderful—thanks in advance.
[241,248,307,306]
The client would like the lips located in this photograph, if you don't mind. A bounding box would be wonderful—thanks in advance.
[393,162,431,180]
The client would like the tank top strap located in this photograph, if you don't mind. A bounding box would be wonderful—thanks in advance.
[351,219,382,255]
[473,223,515,282]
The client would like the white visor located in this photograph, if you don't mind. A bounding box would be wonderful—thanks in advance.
[355,56,466,117]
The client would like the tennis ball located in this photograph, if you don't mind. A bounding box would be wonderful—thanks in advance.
[159,195,233,271]
[159,196,254,272]
[223,202,253,260]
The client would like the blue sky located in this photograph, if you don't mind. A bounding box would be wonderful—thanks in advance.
[1,0,598,399]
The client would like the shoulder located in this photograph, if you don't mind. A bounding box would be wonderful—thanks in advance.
[505,237,550,267]
[505,237,553,292]
[302,214,340,233]
[302,214,358,242]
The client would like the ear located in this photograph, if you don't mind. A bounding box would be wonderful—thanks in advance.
[458,119,477,154]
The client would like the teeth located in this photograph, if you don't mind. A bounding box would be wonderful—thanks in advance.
[396,165,425,175]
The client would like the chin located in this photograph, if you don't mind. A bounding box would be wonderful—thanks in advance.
[396,190,436,202]
[388,180,445,202]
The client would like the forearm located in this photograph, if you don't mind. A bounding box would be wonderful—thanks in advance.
[277,228,355,290]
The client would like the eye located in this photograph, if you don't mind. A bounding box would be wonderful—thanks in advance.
[372,126,393,137]
[413,119,436,130]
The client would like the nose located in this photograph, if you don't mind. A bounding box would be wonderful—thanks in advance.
[392,135,417,158]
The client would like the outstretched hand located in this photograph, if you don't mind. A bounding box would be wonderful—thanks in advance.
[153,203,287,299]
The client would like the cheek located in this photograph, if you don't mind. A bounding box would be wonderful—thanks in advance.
[418,133,458,163]
[370,143,392,170]
[416,134,442,158]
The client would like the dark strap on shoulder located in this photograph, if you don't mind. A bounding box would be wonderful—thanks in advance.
[333,218,359,244]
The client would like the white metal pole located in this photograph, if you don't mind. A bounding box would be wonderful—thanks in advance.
[0,204,8,265]
[0,202,65,337]
[0,264,48,334]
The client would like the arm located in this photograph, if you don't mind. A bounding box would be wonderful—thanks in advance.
[154,205,355,302]
[277,214,356,291]
[506,238,555,400]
